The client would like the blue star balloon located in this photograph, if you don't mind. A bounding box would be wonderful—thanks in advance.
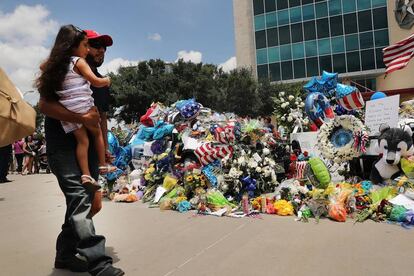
[321,71,338,91]
[303,77,319,93]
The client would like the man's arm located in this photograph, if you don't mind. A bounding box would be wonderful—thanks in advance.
[39,97,100,128]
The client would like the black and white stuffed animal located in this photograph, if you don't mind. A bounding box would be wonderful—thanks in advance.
[370,124,414,184]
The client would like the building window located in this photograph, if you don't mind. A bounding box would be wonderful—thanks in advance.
[254,15,266,31]
[290,7,302,23]
[292,42,305,59]
[330,16,343,36]
[318,38,331,55]
[302,0,314,5]
[277,0,289,10]
[359,32,374,49]
[279,25,291,44]
[269,62,281,81]
[306,57,319,77]
[361,49,376,70]
[329,0,342,16]
[265,0,276,12]
[319,55,332,73]
[373,8,387,29]
[345,34,359,51]
[289,0,301,7]
[374,30,388,47]
[293,59,306,78]
[315,1,328,18]
[267,28,279,47]
[256,48,268,64]
[255,30,267,49]
[317,18,330,38]
[305,40,318,57]
[281,61,293,80]
[358,10,372,32]
[278,9,290,25]
[268,46,281,62]
[291,23,304,43]
[266,12,278,28]
[375,48,385,68]
[331,36,345,53]
[343,0,357,13]
[253,0,265,15]
[280,44,292,60]
[372,0,387,8]
[302,4,315,20]
[304,20,317,40]
[357,0,371,10]
[257,64,269,79]
[333,53,347,73]
[344,13,358,34]
[347,51,361,72]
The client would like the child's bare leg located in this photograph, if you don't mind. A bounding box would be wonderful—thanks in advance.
[89,191,103,217]
[73,126,91,177]
[85,124,106,167]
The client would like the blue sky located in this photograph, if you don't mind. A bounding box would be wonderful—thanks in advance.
[0,0,236,99]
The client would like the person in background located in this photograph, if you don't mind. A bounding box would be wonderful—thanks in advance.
[22,135,36,175]
[13,139,25,174]
[0,144,12,183]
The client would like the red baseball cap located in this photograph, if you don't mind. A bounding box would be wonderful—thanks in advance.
[84,29,113,47]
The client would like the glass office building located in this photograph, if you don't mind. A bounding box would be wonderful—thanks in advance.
[252,0,388,83]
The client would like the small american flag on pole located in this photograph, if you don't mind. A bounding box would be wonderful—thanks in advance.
[383,33,414,74]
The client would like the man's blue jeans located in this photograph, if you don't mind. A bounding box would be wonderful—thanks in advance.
[48,147,112,275]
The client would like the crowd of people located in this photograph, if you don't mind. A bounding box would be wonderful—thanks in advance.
[0,134,48,183]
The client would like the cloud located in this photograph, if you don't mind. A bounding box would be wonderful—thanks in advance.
[100,58,140,74]
[0,5,58,46]
[218,56,237,73]
[147,33,162,41]
[176,50,202,63]
[0,5,58,104]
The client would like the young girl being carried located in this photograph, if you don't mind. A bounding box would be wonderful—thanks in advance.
[37,25,116,191]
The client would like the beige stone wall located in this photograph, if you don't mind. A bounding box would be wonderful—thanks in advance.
[376,2,414,92]
[233,0,257,76]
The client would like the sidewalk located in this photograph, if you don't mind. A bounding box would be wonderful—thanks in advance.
[0,173,413,276]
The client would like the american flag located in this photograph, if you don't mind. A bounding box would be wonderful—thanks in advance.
[383,33,414,74]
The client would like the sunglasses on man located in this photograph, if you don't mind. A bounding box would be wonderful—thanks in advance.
[88,40,107,50]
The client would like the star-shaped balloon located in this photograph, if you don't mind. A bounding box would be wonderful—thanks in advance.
[303,77,319,93]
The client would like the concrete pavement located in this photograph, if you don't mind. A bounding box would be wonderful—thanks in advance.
[0,173,413,276]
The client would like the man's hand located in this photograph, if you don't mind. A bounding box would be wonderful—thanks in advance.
[81,107,101,128]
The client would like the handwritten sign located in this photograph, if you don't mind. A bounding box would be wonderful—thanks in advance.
[365,95,400,135]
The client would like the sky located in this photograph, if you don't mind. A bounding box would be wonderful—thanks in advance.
[0,0,236,104]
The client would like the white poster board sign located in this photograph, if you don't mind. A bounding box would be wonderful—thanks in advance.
[290,131,320,157]
[365,95,400,135]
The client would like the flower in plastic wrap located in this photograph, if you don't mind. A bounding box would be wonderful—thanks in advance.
[177,201,192,213]
[274,200,294,216]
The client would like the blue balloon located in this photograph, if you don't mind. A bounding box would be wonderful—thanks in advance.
[335,83,356,99]
[303,77,319,93]
[321,71,338,94]
[370,91,386,101]
[305,92,333,123]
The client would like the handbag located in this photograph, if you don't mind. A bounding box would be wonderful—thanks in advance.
[0,67,36,147]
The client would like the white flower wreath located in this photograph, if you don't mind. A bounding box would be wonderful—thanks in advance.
[317,115,368,163]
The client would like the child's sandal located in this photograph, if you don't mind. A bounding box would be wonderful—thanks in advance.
[81,175,100,192]
[99,165,117,175]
